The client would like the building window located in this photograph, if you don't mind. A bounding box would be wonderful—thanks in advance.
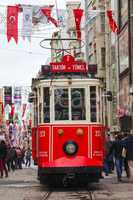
[101,47,106,68]
[101,13,105,32]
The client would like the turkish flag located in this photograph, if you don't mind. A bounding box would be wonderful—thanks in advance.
[41,7,58,27]
[73,9,83,40]
[7,6,19,43]
[107,10,118,33]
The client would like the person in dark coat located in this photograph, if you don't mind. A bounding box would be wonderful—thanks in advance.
[123,131,133,182]
[108,134,123,182]
[0,140,8,178]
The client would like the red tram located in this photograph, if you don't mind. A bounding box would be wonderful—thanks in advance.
[31,66,106,185]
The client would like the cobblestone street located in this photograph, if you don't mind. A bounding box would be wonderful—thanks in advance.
[0,167,133,200]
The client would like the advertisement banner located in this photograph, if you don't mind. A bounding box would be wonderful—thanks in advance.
[4,86,12,106]
[13,87,21,104]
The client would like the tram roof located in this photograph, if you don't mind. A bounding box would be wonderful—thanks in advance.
[31,77,102,88]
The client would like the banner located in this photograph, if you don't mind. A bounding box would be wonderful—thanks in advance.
[0,102,4,124]
[22,6,32,41]
[22,104,27,118]
[107,10,118,33]
[32,6,48,26]
[73,9,83,40]
[57,9,66,27]
[0,7,7,34]
[7,5,19,43]
[41,7,58,27]
[86,10,100,25]
[14,86,21,104]
[4,86,12,106]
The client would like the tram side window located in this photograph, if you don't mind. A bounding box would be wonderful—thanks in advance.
[54,89,69,120]
[43,87,50,123]
[90,86,97,122]
[71,88,86,120]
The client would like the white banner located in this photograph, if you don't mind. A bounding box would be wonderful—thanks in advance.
[32,6,48,26]
[22,6,32,42]
[0,7,7,35]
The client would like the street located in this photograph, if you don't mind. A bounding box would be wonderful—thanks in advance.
[0,166,133,200]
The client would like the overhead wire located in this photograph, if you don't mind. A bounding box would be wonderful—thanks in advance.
[0,47,49,55]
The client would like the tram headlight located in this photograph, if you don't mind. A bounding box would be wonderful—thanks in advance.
[63,141,78,156]
[76,128,84,136]
[57,129,64,136]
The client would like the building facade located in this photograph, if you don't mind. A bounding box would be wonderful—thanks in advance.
[117,0,132,131]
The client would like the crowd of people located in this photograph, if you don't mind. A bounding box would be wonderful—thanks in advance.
[0,140,32,178]
[103,130,133,183]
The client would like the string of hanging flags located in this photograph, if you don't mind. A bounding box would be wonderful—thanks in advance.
[0,4,118,44]
[0,4,69,43]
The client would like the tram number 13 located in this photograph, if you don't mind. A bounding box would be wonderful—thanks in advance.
[40,131,46,137]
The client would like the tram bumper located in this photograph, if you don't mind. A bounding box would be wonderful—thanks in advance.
[38,156,103,175]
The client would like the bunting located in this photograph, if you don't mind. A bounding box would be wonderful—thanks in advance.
[41,7,58,27]
[73,9,83,40]
[107,10,118,33]
[0,7,6,34]
[7,5,19,43]
[22,6,32,41]
[0,102,4,124]
[32,6,48,26]
[22,104,27,118]
[10,104,15,118]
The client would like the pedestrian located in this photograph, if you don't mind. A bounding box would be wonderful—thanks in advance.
[25,147,32,167]
[121,133,130,179]
[122,130,133,182]
[108,134,123,182]
[0,140,8,178]
[6,146,17,171]
[16,147,23,169]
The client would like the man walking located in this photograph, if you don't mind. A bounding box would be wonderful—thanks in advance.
[108,134,123,182]
[123,130,133,182]
[0,140,8,178]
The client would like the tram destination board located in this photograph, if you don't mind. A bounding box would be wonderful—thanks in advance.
[50,55,88,73]
[50,62,87,73]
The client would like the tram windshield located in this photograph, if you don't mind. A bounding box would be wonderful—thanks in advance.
[42,85,100,123]
[54,88,86,121]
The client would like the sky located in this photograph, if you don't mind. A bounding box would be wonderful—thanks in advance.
[0,0,79,87]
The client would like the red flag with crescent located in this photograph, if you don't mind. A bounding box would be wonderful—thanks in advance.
[7,6,19,43]
[73,9,83,40]
[107,10,118,33]
[41,7,58,27]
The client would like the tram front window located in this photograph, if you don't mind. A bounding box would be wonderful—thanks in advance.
[90,86,97,122]
[54,89,69,120]
[71,88,86,120]
[43,87,50,123]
